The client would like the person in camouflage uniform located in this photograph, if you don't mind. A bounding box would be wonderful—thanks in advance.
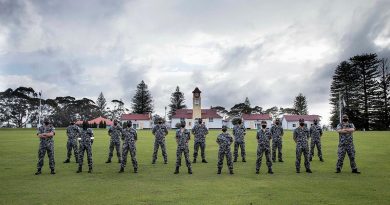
[255,121,273,174]
[64,121,80,163]
[106,120,122,163]
[152,118,168,164]
[271,118,284,162]
[119,121,138,173]
[77,121,94,173]
[216,126,234,174]
[35,118,56,175]
[192,118,209,163]
[174,121,193,174]
[309,119,324,162]
[233,119,246,162]
[336,114,361,174]
[293,119,312,173]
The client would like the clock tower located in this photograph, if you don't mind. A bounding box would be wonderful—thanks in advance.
[192,87,202,122]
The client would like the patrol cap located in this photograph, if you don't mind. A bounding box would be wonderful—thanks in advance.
[342,114,349,120]
[261,120,267,124]
[222,125,228,130]
[43,118,50,123]
[275,118,280,122]
[299,118,305,123]
[313,119,318,123]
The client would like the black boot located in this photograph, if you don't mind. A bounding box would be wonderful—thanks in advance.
[256,170,259,174]
[268,168,274,174]
[119,167,124,173]
[50,169,56,175]
[335,168,341,173]
[272,159,276,163]
[118,159,121,163]
[164,161,168,164]
[233,158,237,162]
[152,160,156,164]
[296,169,300,173]
[63,159,70,163]
[217,168,222,174]
[306,168,312,173]
[174,166,179,174]
[229,169,234,175]
[88,167,92,173]
[134,168,138,173]
[320,158,324,162]
[352,169,361,174]
[105,159,111,163]
[77,166,82,173]
[193,158,196,163]
[188,168,193,174]
[202,159,208,163]
[35,169,41,175]
[278,159,284,162]
[242,158,246,162]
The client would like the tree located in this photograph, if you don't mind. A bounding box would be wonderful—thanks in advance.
[131,80,154,114]
[293,93,308,115]
[373,58,390,130]
[109,99,126,120]
[280,107,298,115]
[96,92,107,117]
[264,106,279,119]
[211,106,228,118]
[168,86,187,119]
[228,97,263,117]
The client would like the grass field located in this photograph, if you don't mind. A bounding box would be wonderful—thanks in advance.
[0,128,389,205]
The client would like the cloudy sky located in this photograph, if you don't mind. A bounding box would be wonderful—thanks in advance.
[1,0,390,124]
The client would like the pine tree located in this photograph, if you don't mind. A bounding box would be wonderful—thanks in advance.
[96,92,107,117]
[293,93,308,115]
[373,58,390,130]
[131,80,154,114]
[168,86,187,119]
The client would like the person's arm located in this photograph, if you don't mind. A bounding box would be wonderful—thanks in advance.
[336,124,349,134]
[256,131,259,140]
[164,126,169,136]
[134,129,138,141]
[345,123,355,133]
[319,127,323,137]
[293,130,297,143]
[205,126,209,135]
[152,126,156,135]
[191,126,196,135]
[176,131,179,144]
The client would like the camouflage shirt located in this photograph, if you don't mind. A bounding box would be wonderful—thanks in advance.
[66,125,80,139]
[37,125,55,142]
[108,125,123,142]
[233,124,246,143]
[122,127,137,143]
[337,122,355,145]
[152,124,168,141]
[80,128,94,144]
[192,124,209,142]
[256,128,272,146]
[270,125,284,140]
[309,125,323,140]
[176,129,191,148]
[216,132,233,149]
[293,127,309,146]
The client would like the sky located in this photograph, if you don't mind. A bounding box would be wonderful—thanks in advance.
[1,0,390,124]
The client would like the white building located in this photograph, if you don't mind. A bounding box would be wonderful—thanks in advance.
[171,87,223,129]
[281,115,321,130]
[120,113,152,129]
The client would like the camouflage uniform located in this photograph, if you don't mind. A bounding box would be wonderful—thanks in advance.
[120,127,138,170]
[293,126,311,172]
[336,122,358,171]
[270,125,284,162]
[192,123,209,161]
[152,124,168,163]
[216,132,234,172]
[107,125,122,162]
[78,128,94,170]
[176,129,192,170]
[36,125,56,171]
[309,124,323,161]
[256,128,272,172]
[65,124,80,162]
[233,124,246,161]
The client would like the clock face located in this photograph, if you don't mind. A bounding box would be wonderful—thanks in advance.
[194,93,200,98]
[194,99,200,105]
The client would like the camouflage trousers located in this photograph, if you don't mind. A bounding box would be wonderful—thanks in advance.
[336,143,357,170]
[108,140,121,161]
[152,139,167,163]
[66,138,78,161]
[296,144,310,171]
[256,145,272,171]
[272,138,283,161]
[309,139,322,160]
[176,146,191,168]
[121,142,138,169]
[217,148,233,170]
[193,141,206,160]
[233,141,246,160]
[37,140,55,170]
[79,143,93,169]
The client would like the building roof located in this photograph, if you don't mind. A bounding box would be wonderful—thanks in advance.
[76,116,113,125]
[172,109,222,119]
[120,113,152,121]
[192,87,201,93]
[242,114,272,120]
[282,115,320,122]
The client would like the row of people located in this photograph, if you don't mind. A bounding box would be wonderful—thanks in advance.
[34,115,360,175]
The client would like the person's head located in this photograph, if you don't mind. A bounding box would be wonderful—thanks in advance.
[180,121,186,128]
[222,125,228,132]
[127,120,132,128]
[43,118,50,126]
[261,120,267,129]
[237,118,242,125]
[275,118,280,125]
[198,118,202,124]
[82,121,88,130]
[299,119,305,127]
[70,121,75,125]
[113,119,118,126]
[313,119,318,125]
[342,114,349,122]
[158,118,163,124]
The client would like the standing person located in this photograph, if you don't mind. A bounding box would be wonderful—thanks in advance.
[336,114,361,174]
[174,121,193,174]
[255,121,273,174]
[35,118,56,175]
[192,118,209,163]
[119,121,138,173]
[77,121,94,173]
[233,119,246,162]
[309,119,324,162]
[64,121,80,163]
[152,118,169,164]
[293,119,312,173]
[270,118,284,162]
[106,119,122,163]
[216,126,234,175]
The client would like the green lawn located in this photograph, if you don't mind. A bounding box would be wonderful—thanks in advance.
[0,128,389,205]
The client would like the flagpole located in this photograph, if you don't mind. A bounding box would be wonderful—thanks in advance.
[339,92,342,124]
[38,91,42,127]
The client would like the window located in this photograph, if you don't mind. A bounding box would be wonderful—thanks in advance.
[189,122,191,126]
[209,118,213,122]
[292,124,296,127]
[194,99,200,105]
[133,124,138,129]
[180,118,185,121]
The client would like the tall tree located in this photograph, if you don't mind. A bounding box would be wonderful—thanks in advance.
[131,80,154,114]
[109,99,127,120]
[373,58,390,130]
[168,86,187,119]
[293,93,308,115]
[96,92,107,117]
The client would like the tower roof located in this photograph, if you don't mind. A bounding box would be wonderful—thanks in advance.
[192,87,201,94]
